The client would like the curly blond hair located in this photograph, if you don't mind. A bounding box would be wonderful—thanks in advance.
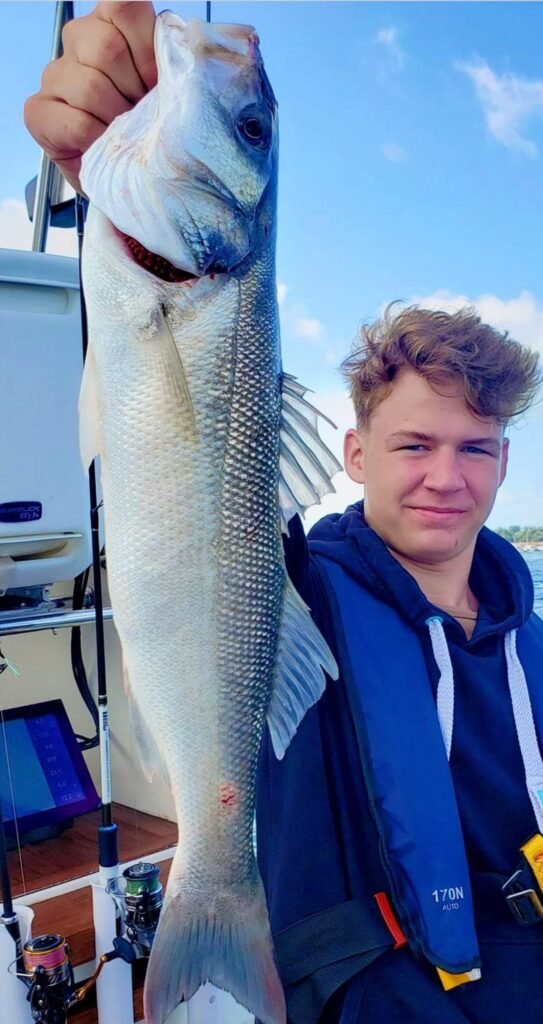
[342,303,541,426]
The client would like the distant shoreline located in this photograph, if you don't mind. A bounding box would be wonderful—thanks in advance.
[512,543,543,551]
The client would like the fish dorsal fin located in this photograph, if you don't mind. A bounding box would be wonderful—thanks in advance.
[266,578,338,760]
[123,663,171,787]
[78,345,102,469]
[279,374,342,533]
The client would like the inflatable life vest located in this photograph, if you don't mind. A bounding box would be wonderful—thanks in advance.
[315,557,543,988]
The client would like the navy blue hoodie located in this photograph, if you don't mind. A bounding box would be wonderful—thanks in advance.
[256,503,543,1024]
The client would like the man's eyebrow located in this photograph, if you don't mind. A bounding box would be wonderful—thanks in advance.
[386,430,502,452]
[386,431,433,444]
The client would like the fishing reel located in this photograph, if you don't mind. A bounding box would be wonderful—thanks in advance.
[23,934,75,1023]
[107,862,164,957]
[15,931,133,1024]
[6,863,162,1023]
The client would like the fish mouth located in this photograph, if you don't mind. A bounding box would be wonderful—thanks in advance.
[120,231,199,284]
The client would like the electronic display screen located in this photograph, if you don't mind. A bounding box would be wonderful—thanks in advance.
[0,700,100,837]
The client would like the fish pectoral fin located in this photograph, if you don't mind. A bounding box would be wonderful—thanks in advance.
[279,373,342,534]
[124,664,171,787]
[78,345,103,468]
[144,873,286,1024]
[267,578,338,760]
[156,310,199,446]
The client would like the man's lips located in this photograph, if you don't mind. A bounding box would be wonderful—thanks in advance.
[405,505,471,525]
[409,506,468,514]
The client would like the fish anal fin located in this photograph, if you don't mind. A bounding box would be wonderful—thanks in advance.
[78,346,103,469]
[123,661,170,787]
[266,578,338,760]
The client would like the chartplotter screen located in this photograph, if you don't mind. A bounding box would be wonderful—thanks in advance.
[0,699,100,838]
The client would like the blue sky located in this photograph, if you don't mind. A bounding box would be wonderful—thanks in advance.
[1,1,543,527]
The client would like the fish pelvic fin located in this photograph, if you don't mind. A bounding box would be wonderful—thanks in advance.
[155,308,199,447]
[144,873,286,1024]
[279,373,342,534]
[267,578,338,760]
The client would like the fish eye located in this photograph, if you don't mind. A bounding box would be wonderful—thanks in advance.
[237,108,271,151]
[243,117,264,141]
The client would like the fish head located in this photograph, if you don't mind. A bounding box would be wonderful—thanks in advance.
[80,12,278,285]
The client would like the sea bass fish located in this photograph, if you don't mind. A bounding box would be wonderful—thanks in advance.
[79,12,340,1024]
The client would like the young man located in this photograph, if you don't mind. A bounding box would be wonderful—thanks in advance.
[257,305,543,1023]
[25,6,543,1022]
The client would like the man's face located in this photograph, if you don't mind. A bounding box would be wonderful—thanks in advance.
[344,368,509,565]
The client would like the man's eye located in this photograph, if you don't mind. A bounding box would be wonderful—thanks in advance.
[462,446,494,456]
[400,445,428,451]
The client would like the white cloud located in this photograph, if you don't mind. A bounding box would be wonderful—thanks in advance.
[0,197,78,258]
[381,142,408,163]
[294,316,324,342]
[375,26,406,73]
[458,59,543,156]
[411,288,543,354]
[279,288,345,363]
[277,281,288,306]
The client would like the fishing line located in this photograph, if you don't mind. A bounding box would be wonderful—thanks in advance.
[0,692,26,900]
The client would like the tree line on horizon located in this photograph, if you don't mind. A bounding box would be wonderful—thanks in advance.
[495,526,543,543]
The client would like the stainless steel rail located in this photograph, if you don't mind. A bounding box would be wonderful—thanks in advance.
[31,0,74,252]
[0,607,113,637]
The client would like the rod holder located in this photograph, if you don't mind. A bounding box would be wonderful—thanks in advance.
[0,905,34,1024]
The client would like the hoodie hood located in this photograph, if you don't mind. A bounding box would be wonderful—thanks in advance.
[308,501,534,643]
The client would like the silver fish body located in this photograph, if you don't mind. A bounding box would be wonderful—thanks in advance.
[79,14,340,1024]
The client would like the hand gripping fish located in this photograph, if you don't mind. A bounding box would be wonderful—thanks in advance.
[79,13,340,1024]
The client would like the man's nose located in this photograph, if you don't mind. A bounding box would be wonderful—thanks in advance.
[424,448,465,492]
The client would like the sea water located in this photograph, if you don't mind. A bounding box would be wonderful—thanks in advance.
[523,550,543,618]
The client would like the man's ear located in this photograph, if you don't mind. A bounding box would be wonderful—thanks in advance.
[344,428,366,484]
[499,437,509,487]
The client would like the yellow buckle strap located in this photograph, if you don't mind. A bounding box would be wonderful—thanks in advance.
[436,967,482,991]
[521,833,543,894]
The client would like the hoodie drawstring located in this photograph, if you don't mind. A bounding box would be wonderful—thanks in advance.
[426,618,543,834]
[426,617,455,760]
[504,629,543,834]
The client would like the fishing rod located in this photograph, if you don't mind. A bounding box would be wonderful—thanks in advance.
[74,194,119,881]
[0,798,24,979]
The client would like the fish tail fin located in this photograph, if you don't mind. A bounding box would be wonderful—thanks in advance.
[144,871,286,1024]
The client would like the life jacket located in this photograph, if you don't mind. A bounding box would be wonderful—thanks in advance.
[314,555,543,986]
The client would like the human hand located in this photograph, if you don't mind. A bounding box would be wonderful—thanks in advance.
[24,1,157,193]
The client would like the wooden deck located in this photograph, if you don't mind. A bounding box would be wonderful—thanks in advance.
[2,804,178,1023]
[4,803,178,898]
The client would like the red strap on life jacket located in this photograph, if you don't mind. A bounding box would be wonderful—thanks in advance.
[374,891,407,949]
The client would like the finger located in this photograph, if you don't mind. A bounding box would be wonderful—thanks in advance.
[96,1,158,92]
[42,60,133,126]
[62,16,147,104]
[24,95,106,192]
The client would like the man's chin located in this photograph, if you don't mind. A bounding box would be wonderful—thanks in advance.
[395,527,478,565]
